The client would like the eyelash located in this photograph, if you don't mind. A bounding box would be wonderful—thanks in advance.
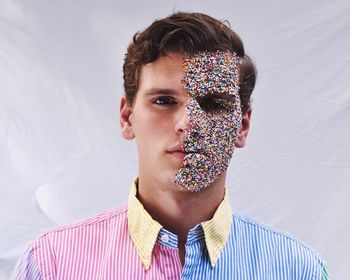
[152,96,177,106]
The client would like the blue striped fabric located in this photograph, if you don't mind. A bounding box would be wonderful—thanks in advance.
[157,211,328,279]
[12,248,42,280]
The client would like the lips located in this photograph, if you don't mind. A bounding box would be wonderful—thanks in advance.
[184,142,203,155]
[168,143,204,161]
[167,143,185,160]
[184,148,201,154]
[172,151,187,160]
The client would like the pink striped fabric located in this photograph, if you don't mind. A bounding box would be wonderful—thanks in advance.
[16,205,182,279]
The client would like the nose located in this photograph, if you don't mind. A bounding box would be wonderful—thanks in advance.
[175,105,190,135]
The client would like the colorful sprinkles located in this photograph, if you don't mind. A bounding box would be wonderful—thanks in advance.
[174,50,242,192]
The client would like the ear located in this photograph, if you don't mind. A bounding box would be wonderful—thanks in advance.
[235,107,252,148]
[120,96,135,140]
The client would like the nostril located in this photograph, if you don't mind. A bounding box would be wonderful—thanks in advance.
[191,131,200,140]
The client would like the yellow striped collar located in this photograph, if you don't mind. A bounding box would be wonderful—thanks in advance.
[127,179,232,270]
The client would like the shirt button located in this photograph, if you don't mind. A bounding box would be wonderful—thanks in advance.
[161,234,169,242]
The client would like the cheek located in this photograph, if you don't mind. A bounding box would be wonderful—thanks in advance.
[134,108,167,130]
[207,115,237,151]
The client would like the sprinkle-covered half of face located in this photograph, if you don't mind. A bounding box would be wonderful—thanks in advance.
[174,50,242,192]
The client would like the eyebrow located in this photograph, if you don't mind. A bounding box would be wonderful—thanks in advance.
[144,88,180,96]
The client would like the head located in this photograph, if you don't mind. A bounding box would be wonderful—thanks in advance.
[121,12,257,192]
[123,12,256,115]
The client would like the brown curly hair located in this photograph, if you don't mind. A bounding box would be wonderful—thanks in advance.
[123,12,257,114]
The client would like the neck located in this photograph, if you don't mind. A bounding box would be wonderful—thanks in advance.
[137,174,226,247]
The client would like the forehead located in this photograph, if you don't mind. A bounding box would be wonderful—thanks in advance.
[137,51,240,97]
[138,53,184,92]
[182,50,240,97]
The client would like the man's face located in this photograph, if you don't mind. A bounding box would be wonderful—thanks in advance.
[121,51,243,192]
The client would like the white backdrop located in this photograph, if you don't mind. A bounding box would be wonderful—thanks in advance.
[1,0,349,279]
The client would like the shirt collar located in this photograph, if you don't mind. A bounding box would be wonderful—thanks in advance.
[127,179,232,270]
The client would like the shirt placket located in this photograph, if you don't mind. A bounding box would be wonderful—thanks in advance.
[181,225,205,280]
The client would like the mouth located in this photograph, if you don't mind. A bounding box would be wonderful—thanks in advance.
[168,143,204,161]
[184,143,204,156]
[169,150,187,160]
[167,143,186,160]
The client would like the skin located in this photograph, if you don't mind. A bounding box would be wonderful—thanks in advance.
[120,52,252,265]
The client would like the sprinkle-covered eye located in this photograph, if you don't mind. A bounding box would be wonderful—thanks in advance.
[197,96,232,114]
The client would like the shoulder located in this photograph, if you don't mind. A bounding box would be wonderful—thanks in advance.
[33,204,129,247]
[230,210,328,278]
[231,210,317,249]
[231,209,322,255]
[13,205,130,279]
[231,209,301,239]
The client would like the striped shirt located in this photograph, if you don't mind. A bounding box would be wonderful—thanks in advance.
[12,181,329,279]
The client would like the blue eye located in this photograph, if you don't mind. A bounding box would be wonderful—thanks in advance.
[153,96,176,105]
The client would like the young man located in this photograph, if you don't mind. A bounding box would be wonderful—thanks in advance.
[13,12,328,279]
